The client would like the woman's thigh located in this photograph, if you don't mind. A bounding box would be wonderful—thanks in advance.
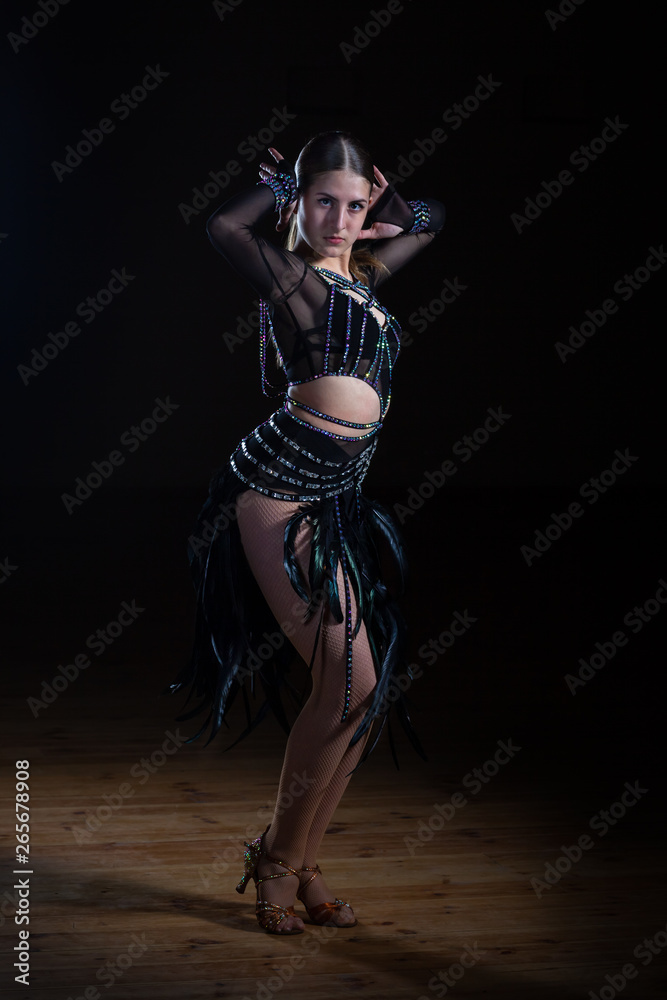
[235,488,377,709]
[235,489,313,640]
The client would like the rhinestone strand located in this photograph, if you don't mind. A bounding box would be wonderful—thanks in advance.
[258,266,401,420]
[341,295,353,369]
[285,406,381,442]
[267,415,342,467]
[309,266,401,412]
[230,413,375,499]
[285,398,381,430]
[322,285,336,375]
[230,454,358,502]
[253,428,342,481]
[350,305,368,377]
[334,493,354,721]
[259,300,286,397]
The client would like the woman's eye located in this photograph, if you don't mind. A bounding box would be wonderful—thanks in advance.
[319,198,331,206]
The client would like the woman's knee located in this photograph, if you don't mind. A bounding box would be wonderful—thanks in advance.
[348,671,378,715]
[310,628,377,709]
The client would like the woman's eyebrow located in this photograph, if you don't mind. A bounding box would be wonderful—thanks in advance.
[314,191,368,204]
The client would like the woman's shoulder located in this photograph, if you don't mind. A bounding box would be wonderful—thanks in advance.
[268,252,328,308]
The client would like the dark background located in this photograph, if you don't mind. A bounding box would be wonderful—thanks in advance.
[1,0,664,808]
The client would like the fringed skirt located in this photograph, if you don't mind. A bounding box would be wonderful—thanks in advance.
[169,405,425,765]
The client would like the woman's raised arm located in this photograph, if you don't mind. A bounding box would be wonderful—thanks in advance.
[359,168,445,287]
[206,158,306,304]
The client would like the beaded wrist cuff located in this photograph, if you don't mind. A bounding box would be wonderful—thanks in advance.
[406,199,431,234]
[258,168,297,212]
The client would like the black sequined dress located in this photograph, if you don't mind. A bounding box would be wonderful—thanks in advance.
[170,178,445,763]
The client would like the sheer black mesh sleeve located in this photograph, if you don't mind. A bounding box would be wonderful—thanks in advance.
[364,184,446,288]
[206,181,308,305]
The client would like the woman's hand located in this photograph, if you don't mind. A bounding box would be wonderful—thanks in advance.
[259,147,298,232]
[358,165,402,240]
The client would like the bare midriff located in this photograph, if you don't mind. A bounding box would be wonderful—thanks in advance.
[286,374,386,437]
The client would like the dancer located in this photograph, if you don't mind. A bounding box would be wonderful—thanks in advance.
[171,131,445,933]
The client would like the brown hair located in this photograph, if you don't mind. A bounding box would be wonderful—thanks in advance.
[285,131,388,284]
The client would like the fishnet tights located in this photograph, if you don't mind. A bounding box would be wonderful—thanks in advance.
[236,488,376,923]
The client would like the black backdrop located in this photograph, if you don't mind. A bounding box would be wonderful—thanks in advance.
[1,0,664,864]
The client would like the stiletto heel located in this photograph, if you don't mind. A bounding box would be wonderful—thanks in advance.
[236,827,304,934]
[235,834,262,894]
[297,865,357,927]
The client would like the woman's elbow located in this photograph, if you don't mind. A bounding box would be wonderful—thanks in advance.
[206,207,233,248]
[428,200,446,235]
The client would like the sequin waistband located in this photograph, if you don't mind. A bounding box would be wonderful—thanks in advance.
[229,406,379,502]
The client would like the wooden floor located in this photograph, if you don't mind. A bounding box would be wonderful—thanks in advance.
[1,490,664,997]
[1,673,663,1000]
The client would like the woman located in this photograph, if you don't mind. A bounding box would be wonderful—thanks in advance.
[171,131,445,934]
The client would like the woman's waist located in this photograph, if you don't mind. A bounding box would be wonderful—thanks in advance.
[228,407,379,500]
[286,373,388,435]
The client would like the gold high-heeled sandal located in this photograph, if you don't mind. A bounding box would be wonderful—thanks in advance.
[236,828,304,934]
[297,865,357,927]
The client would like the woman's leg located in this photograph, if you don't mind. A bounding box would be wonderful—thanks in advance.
[236,489,377,927]
[295,730,371,922]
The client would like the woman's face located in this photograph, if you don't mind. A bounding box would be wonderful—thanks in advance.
[295,169,373,261]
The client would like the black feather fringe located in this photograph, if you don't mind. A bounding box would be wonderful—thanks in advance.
[166,463,426,767]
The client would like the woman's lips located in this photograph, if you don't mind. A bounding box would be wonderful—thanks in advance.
[325,237,344,244]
